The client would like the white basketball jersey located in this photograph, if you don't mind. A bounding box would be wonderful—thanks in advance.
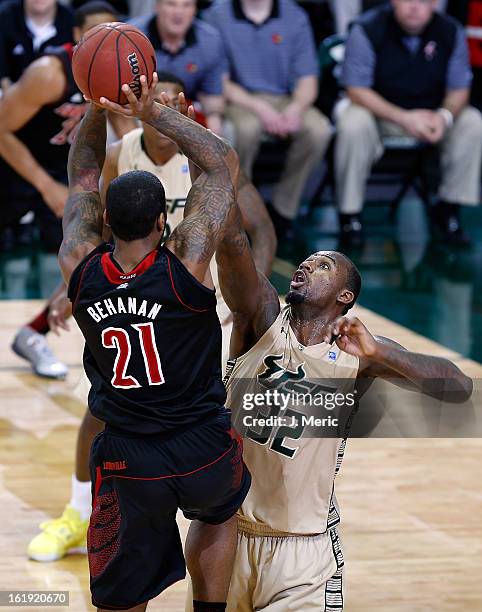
[225,306,359,534]
[118,128,191,240]
[117,128,232,364]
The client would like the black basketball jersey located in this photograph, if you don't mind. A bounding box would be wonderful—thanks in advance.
[3,43,87,199]
[68,242,226,435]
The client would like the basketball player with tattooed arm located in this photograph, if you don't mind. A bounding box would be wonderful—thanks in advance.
[58,74,251,612]
[206,186,473,606]
[27,73,275,565]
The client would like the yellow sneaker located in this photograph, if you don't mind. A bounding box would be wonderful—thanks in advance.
[27,505,89,562]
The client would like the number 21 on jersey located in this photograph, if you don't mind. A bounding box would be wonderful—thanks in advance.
[102,322,164,388]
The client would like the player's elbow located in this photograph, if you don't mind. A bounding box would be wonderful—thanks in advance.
[58,241,90,285]
[442,372,473,404]
[454,374,473,403]
[204,137,239,186]
[224,145,239,184]
[57,246,75,285]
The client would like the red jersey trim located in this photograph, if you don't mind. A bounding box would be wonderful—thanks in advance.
[101,250,157,285]
[166,254,211,313]
[92,466,103,508]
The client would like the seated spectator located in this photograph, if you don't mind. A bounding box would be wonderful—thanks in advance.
[130,0,226,135]
[204,0,331,239]
[336,0,482,247]
[328,0,449,36]
[0,0,73,91]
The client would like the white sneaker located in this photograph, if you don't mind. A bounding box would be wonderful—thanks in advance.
[12,326,68,379]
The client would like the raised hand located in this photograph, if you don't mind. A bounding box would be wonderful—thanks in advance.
[322,316,378,358]
[177,92,196,121]
[47,292,71,335]
[98,73,159,122]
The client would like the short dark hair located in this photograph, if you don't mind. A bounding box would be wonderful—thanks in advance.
[106,170,166,241]
[340,254,362,314]
[156,71,186,92]
[74,1,118,28]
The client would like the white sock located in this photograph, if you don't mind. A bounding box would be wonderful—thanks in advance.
[69,474,92,521]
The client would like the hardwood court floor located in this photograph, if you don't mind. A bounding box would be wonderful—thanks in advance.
[1,300,481,611]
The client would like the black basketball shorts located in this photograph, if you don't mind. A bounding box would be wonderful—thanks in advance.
[87,409,251,610]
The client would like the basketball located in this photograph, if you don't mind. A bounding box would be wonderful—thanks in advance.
[72,22,156,104]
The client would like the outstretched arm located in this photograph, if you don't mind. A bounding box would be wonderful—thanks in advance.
[188,160,276,276]
[100,75,239,284]
[179,96,279,355]
[322,317,473,403]
[215,200,280,358]
[179,87,278,352]
[58,105,107,284]
[164,118,238,282]
[236,170,276,276]
[361,335,473,403]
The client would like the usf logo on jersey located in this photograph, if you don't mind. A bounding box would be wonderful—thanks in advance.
[257,354,338,399]
[258,354,305,388]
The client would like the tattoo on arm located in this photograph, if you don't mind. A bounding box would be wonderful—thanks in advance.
[146,103,236,178]
[67,105,107,191]
[168,170,236,266]
[155,103,239,270]
[59,106,107,280]
[59,192,104,261]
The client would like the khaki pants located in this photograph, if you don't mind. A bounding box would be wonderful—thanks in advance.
[185,521,345,611]
[335,103,482,214]
[225,95,332,220]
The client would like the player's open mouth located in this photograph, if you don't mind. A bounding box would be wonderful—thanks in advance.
[290,270,306,289]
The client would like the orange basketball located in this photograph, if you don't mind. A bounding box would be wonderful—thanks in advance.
[72,22,156,104]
